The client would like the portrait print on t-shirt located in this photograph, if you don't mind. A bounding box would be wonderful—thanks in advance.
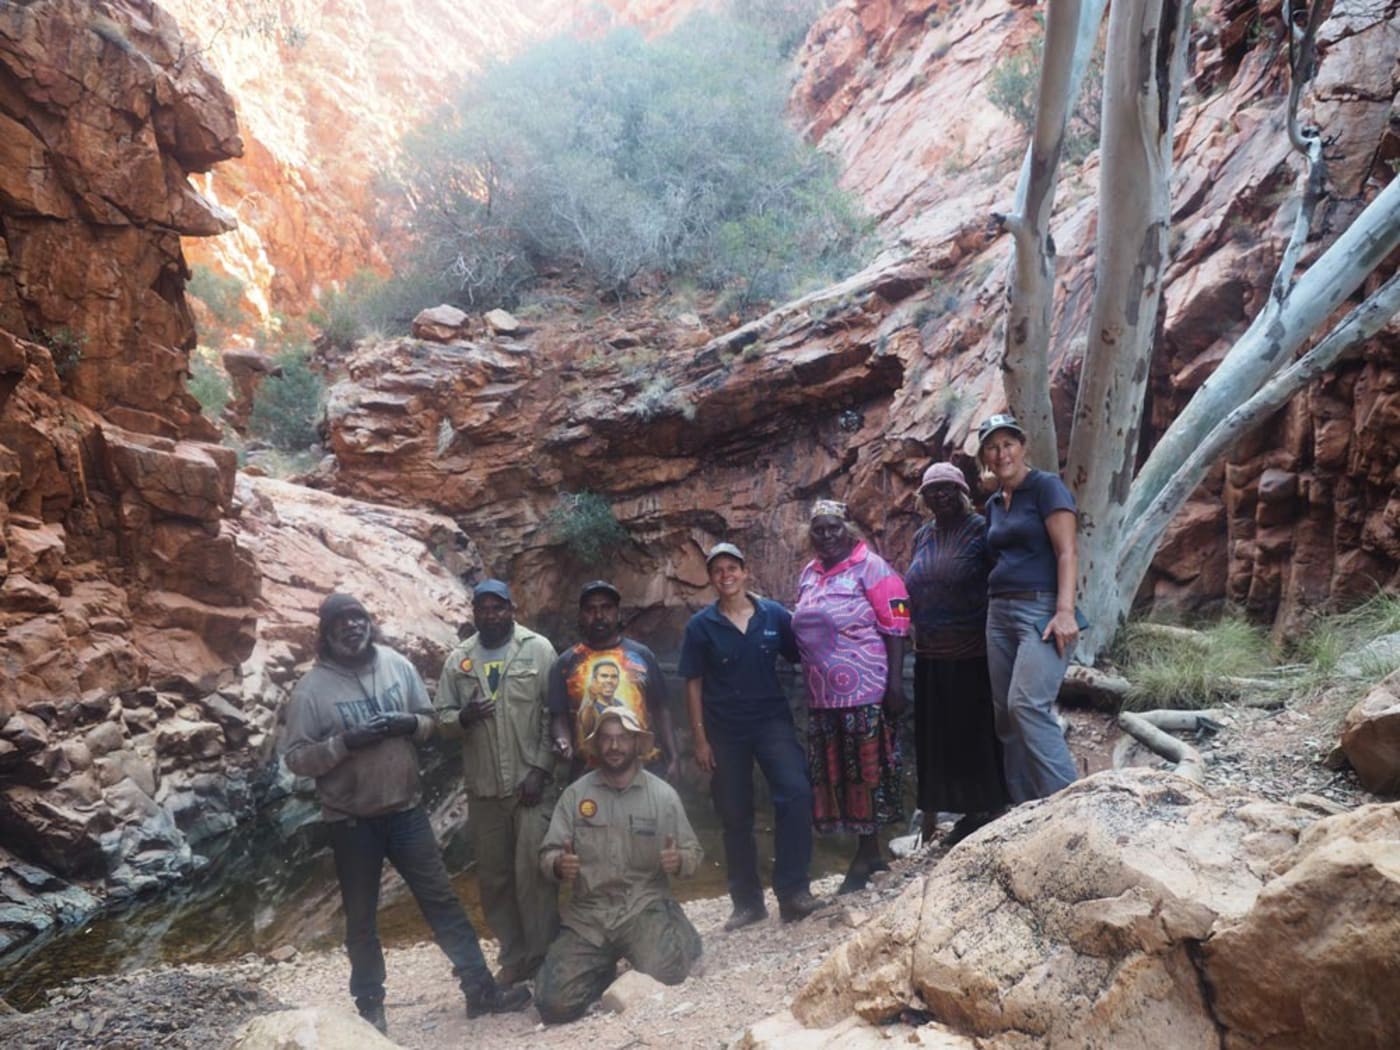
[557,644,660,761]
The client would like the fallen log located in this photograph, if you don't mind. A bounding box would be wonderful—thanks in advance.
[1115,710,1209,782]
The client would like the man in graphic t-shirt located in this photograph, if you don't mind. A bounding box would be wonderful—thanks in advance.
[436,579,560,986]
[547,580,679,781]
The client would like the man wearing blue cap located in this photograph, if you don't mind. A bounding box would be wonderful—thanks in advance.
[436,579,560,987]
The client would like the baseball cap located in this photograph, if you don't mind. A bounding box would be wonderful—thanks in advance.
[473,578,512,603]
[704,542,745,567]
[579,580,622,604]
[977,413,1027,449]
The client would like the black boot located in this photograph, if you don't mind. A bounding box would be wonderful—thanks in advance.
[465,977,532,1018]
[778,889,824,923]
[722,901,768,931]
[355,997,387,1035]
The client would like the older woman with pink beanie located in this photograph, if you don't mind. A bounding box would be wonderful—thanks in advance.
[903,462,1007,846]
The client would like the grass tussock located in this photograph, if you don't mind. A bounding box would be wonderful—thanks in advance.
[1114,617,1273,711]
[1113,592,1400,720]
[1289,592,1400,729]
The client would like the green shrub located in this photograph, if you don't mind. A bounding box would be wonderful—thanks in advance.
[188,265,247,328]
[725,0,831,59]
[249,347,323,450]
[188,350,231,420]
[395,11,868,308]
[1114,618,1272,711]
[987,17,1102,161]
[545,491,630,567]
[310,268,457,347]
[39,327,85,377]
[987,48,1040,134]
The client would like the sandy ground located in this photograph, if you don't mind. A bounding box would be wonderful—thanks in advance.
[255,863,925,1049]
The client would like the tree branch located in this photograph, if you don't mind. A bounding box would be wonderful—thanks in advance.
[1126,173,1400,530]
[1117,268,1400,595]
[1001,0,1108,469]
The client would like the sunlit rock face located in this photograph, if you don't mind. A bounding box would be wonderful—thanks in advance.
[0,0,254,712]
[159,0,708,317]
[0,0,240,432]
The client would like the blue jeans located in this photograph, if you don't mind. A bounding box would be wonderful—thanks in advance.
[329,804,489,1004]
[985,595,1078,803]
[707,709,813,906]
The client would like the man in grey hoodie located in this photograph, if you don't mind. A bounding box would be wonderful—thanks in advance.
[281,593,530,1034]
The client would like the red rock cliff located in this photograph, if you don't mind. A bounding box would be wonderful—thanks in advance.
[312,0,1398,643]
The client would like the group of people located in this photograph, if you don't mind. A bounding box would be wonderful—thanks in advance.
[279,410,1082,1035]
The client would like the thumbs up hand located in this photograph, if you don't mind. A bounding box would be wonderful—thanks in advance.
[555,837,581,882]
[660,833,681,876]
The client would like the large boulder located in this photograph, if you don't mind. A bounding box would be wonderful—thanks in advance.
[787,771,1315,1049]
[776,771,1400,1050]
[792,771,1307,1047]
[1203,804,1400,1050]
[1339,667,1400,794]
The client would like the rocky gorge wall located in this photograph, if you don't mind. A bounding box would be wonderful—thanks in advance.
[0,0,481,965]
[0,0,1396,986]
[312,0,1399,646]
[154,0,705,319]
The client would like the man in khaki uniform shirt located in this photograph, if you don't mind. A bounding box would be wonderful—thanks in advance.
[535,706,703,1023]
[436,579,560,985]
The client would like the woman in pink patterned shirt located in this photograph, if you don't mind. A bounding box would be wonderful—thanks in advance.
[792,500,911,893]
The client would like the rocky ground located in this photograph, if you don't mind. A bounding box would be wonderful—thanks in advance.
[0,694,1375,1050]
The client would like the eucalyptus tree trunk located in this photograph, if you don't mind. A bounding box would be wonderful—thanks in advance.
[1117,268,1400,600]
[1000,0,1107,469]
[1066,0,1192,660]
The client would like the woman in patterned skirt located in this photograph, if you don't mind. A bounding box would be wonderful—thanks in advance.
[904,462,1007,846]
[792,499,911,893]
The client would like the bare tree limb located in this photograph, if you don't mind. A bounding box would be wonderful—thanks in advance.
[1001,0,1108,468]
[1122,1,1400,533]
[1118,267,1400,599]
[1117,711,1206,781]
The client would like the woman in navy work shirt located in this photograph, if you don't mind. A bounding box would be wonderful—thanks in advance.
[679,543,822,932]
[978,414,1080,803]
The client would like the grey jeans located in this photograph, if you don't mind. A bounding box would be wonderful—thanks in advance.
[985,594,1078,803]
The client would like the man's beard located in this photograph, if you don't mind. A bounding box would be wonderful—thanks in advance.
[477,622,513,648]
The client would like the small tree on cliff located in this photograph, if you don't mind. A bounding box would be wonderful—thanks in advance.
[998,0,1400,661]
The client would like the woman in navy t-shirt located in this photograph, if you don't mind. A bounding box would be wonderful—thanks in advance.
[977,414,1080,802]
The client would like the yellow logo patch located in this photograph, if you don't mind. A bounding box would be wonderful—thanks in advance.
[458,657,473,673]
[578,799,598,819]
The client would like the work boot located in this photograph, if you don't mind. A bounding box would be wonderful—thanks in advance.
[778,889,823,923]
[355,997,387,1035]
[465,977,532,1018]
[722,901,768,931]
[943,809,1004,847]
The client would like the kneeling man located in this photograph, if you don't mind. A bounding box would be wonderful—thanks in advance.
[535,707,703,1023]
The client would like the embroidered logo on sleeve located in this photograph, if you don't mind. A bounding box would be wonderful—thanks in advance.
[458,657,474,673]
[578,799,598,819]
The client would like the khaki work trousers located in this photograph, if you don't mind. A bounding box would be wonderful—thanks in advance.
[534,898,702,1023]
[471,787,559,980]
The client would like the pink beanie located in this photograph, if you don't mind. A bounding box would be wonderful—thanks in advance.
[919,462,969,493]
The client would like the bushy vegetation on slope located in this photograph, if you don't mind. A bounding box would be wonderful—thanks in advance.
[385,10,868,315]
